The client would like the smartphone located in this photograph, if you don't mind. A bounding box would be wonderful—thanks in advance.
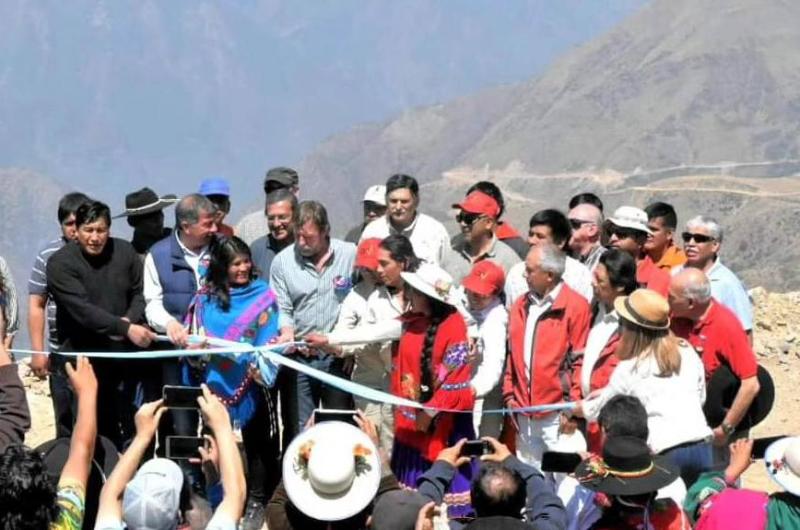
[752,435,786,460]
[460,440,492,457]
[166,436,205,460]
[163,385,203,409]
[541,451,583,473]
[313,409,358,426]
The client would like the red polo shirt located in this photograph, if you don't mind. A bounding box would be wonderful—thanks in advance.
[636,255,671,297]
[671,300,758,381]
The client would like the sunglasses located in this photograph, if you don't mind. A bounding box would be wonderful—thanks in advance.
[569,218,593,231]
[608,226,640,240]
[456,212,483,227]
[681,232,715,244]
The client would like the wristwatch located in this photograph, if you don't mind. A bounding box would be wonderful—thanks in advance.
[721,422,736,436]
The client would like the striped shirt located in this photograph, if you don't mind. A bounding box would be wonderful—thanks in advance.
[0,256,19,337]
[27,238,65,350]
[269,238,356,336]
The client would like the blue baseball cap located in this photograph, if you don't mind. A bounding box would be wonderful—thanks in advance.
[198,177,230,197]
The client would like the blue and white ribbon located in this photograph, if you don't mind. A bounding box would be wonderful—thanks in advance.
[10,335,575,415]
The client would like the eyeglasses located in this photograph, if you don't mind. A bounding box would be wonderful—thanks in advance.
[681,232,715,244]
[456,212,483,227]
[569,218,593,231]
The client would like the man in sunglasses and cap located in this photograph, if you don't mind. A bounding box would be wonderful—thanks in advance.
[442,190,520,283]
[114,187,178,260]
[604,206,671,297]
[675,215,753,335]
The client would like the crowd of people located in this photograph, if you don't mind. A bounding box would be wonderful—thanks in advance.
[0,167,795,529]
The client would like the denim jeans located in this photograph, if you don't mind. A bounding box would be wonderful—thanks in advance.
[660,439,713,488]
[279,354,353,449]
[49,355,76,439]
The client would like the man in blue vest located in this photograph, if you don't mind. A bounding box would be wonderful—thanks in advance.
[143,193,218,431]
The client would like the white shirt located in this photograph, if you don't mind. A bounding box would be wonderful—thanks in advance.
[143,233,209,332]
[523,283,563,375]
[582,342,712,453]
[360,212,450,266]
[331,284,405,391]
[580,309,620,397]
[505,256,593,308]
[468,299,509,398]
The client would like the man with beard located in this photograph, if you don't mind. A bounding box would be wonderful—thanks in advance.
[251,188,298,279]
[270,200,356,444]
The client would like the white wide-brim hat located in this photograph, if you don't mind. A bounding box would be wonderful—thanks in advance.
[401,262,460,307]
[283,421,381,522]
[605,205,652,235]
[765,436,800,497]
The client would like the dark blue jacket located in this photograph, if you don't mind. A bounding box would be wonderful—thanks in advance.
[417,457,567,530]
[150,233,198,322]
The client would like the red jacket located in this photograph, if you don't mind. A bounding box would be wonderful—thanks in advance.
[637,256,671,297]
[503,283,591,417]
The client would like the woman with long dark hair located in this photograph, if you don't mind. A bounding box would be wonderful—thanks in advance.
[392,262,475,518]
[185,236,280,525]
[575,249,638,452]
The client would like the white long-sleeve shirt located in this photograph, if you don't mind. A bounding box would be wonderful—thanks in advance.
[330,282,404,391]
[582,342,712,453]
[468,299,508,398]
[143,234,208,332]
[360,212,450,267]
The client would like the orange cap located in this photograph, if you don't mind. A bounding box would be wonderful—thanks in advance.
[462,260,505,297]
[355,238,382,271]
[452,191,500,219]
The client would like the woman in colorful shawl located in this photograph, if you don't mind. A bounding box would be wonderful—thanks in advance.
[392,262,476,518]
[185,236,281,525]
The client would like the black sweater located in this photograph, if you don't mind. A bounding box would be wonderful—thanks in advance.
[47,238,145,352]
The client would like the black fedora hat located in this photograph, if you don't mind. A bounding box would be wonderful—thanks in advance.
[703,363,774,432]
[575,436,678,496]
[113,187,178,218]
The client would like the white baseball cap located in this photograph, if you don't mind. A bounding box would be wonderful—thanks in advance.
[363,185,386,206]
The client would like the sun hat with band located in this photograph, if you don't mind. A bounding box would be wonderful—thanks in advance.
[113,187,178,219]
[462,260,505,297]
[575,435,679,496]
[614,288,671,330]
[401,262,459,307]
[355,238,382,271]
[283,421,382,522]
[604,206,652,235]
[452,190,501,219]
[765,436,800,497]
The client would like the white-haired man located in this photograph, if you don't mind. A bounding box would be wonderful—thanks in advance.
[669,268,760,459]
[678,215,753,335]
[502,244,591,468]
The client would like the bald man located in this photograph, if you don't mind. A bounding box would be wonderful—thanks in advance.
[567,203,605,272]
[669,268,760,452]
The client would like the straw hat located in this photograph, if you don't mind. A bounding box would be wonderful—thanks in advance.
[401,262,459,307]
[614,289,671,330]
[765,436,800,497]
[283,421,381,521]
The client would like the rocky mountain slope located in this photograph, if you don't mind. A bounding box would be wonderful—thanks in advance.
[299,0,800,223]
